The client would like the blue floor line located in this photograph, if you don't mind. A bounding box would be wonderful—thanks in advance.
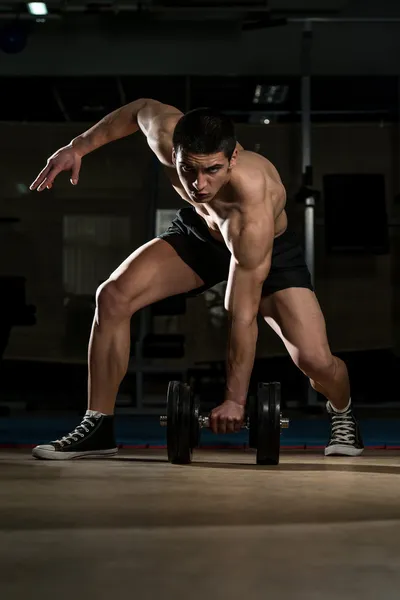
[0,416,399,447]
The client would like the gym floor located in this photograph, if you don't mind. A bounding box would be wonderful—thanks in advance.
[1,449,400,600]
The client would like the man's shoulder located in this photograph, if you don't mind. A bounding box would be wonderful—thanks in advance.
[230,153,279,196]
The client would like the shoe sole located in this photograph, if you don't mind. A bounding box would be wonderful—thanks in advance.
[324,444,364,457]
[32,447,118,460]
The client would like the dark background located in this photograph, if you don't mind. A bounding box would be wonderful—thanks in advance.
[1,0,400,428]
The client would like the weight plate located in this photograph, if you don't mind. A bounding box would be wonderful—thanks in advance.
[167,381,193,464]
[256,382,281,465]
[248,394,257,449]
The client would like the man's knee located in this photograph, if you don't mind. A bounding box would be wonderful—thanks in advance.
[96,280,132,322]
[296,351,336,381]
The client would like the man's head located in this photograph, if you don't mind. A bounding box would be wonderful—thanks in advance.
[172,107,237,203]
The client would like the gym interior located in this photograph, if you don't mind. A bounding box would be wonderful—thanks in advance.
[1,1,400,599]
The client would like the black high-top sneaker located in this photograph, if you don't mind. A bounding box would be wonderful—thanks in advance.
[32,410,118,460]
[325,401,364,457]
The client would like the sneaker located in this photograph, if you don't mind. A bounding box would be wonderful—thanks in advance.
[324,401,364,457]
[32,412,118,460]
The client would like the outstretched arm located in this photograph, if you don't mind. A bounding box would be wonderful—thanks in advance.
[72,98,182,161]
[30,98,182,191]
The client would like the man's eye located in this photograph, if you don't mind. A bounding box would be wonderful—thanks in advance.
[208,168,219,174]
[181,165,193,172]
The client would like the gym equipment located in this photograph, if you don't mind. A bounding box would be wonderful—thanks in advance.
[160,380,289,465]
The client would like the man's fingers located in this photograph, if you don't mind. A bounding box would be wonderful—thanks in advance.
[210,414,221,434]
[30,164,51,190]
[70,161,80,186]
[218,418,227,435]
[225,418,233,434]
[210,411,243,434]
[37,166,62,191]
[37,178,50,192]
[210,415,218,435]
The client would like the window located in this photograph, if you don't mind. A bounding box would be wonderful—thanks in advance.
[63,215,130,295]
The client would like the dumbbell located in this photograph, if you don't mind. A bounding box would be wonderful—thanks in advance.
[160,380,289,465]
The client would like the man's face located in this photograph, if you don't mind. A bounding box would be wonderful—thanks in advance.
[173,149,236,203]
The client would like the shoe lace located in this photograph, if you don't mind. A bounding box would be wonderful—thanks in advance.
[330,410,356,444]
[54,416,97,447]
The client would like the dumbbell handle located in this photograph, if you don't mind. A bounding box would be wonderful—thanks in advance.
[160,415,289,429]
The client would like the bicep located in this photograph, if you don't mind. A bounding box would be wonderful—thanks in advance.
[229,206,275,271]
[224,217,275,321]
[137,100,183,165]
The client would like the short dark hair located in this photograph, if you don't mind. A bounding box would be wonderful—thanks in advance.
[172,107,237,160]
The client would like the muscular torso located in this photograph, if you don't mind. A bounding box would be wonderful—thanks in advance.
[141,108,287,250]
[165,150,287,244]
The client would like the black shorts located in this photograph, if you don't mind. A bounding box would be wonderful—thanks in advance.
[158,206,313,297]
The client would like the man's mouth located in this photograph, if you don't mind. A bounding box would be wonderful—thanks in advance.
[191,192,209,200]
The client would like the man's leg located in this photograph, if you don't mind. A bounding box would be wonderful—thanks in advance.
[88,238,204,415]
[259,287,363,456]
[32,238,205,460]
[259,288,349,409]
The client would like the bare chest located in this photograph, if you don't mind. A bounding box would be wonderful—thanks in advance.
[164,167,227,242]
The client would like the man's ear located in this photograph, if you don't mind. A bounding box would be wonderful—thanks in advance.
[172,148,177,166]
[228,148,238,169]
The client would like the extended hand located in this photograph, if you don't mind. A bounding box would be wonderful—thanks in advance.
[30,144,82,192]
[210,400,245,434]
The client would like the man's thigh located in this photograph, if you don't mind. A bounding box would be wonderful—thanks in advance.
[107,237,205,314]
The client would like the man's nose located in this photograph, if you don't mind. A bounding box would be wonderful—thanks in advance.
[193,175,206,190]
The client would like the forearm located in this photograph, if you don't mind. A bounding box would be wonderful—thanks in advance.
[70,98,149,157]
[225,318,258,406]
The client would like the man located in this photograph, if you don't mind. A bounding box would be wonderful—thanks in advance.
[30,98,363,459]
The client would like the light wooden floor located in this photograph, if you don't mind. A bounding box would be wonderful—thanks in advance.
[1,449,400,600]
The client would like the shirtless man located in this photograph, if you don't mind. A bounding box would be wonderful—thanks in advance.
[30,98,363,459]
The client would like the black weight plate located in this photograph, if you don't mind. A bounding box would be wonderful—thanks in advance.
[256,382,281,465]
[167,381,193,464]
[248,395,257,449]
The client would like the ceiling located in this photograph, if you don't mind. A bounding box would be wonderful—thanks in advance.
[3,0,399,22]
[0,0,352,19]
[0,1,399,123]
